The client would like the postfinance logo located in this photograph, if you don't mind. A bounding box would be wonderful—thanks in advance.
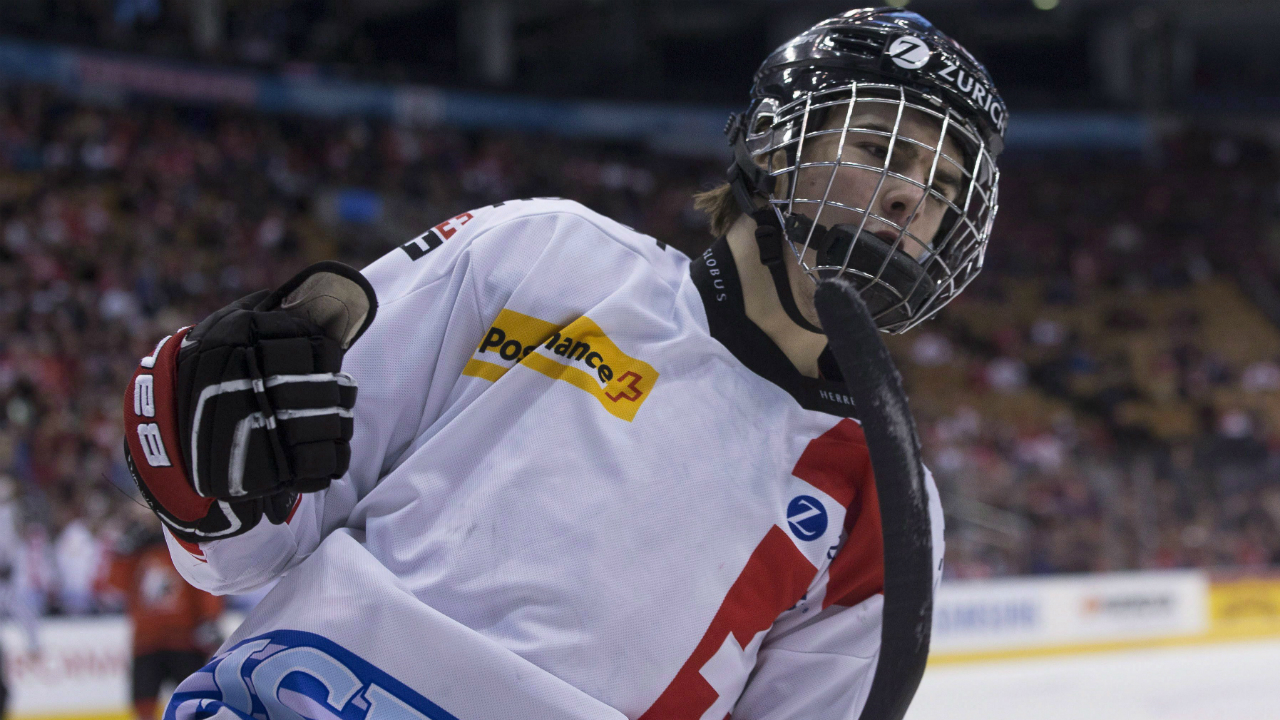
[462,309,658,421]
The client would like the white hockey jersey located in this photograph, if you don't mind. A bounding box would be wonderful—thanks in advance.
[162,199,944,720]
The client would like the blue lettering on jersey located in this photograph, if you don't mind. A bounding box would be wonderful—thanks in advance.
[163,629,459,720]
[786,495,828,541]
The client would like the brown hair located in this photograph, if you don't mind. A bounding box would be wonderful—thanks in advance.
[693,183,741,238]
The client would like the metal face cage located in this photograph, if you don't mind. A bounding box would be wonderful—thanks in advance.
[746,81,1001,334]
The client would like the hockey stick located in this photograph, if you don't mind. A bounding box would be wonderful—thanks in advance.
[813,277,934,720]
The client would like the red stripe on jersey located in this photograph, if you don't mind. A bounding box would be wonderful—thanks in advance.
[808,421,883,610]
[823,477,883,609]
[789,419,869,508]
[640,526,816,720]
[789,419,884,609]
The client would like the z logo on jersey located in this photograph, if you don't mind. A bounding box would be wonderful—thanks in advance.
[164,630,458,720]
[463,309,659,421]
[786,495,828,541]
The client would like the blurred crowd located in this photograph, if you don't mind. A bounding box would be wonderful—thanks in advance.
[0,84,711,616]
[891,136,1280,577]
[0,84,1278,615]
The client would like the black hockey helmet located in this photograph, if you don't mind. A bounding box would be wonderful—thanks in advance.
[725,7,1006,334]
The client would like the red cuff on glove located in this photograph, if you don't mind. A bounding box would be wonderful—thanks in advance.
[123,327,215,524]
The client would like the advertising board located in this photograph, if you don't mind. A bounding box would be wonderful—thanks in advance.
[932,570,1208,658]
[1207,576,1280,638]
[1,618,129,720]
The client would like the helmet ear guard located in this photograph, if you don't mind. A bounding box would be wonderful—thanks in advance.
[725,112,776,216]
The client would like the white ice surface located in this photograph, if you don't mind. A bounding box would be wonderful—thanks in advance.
[907,639,1280,720]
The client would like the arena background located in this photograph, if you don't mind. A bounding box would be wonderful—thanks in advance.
[1,0,1279,718]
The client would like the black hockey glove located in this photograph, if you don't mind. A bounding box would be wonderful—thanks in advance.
[124,261,377,543]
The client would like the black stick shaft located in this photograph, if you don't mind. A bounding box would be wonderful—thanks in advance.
[814,278,934,720]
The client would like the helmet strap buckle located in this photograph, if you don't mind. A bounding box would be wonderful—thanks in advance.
[752,210,783,267]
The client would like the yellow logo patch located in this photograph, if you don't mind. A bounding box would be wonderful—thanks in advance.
[462,309,659,421]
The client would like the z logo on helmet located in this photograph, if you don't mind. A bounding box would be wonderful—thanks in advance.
[887,35,931,70]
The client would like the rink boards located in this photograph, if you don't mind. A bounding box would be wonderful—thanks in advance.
[930,569,1280,662]
[3,569,1279,720]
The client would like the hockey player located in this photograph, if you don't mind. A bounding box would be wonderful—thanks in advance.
[102,507,224,720]
[123,8,1003,720]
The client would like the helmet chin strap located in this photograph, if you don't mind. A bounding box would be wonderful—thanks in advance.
[750,208,825,335]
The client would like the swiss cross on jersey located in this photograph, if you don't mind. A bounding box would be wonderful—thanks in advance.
[639,419,883,720]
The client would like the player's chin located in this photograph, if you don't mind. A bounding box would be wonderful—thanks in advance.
[791,284,826,333]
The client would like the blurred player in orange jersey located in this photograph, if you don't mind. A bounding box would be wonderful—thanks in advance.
[102,507,223,720]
